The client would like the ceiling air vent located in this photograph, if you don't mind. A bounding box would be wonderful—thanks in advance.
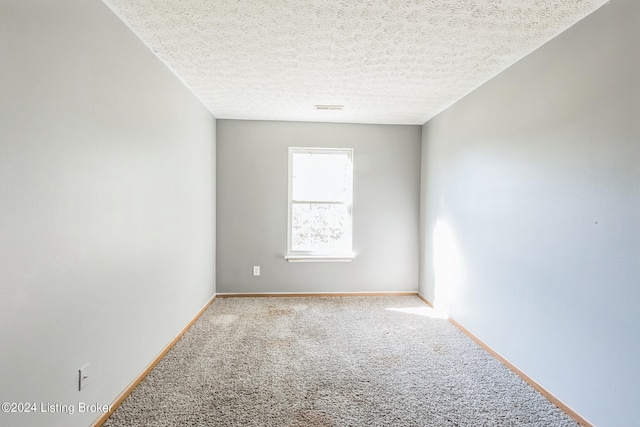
[314,104,344,111]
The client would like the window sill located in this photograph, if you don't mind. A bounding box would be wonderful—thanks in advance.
[285,254,355,263]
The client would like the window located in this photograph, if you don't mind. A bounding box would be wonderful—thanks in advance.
[286,147,354,261]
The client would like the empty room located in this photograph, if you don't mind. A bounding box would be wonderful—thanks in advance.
[0,0,638,426]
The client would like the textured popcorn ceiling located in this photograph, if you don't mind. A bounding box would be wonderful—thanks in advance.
[102,0,607,125]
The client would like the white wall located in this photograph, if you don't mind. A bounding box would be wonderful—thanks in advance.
[217,120,421,293]
[0,1,216,426]
[419,1,639,425]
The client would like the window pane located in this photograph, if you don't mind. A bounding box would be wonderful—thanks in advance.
[292,152,350,202]
[291,203,350,252]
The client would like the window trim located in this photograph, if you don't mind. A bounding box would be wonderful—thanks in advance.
[286,147,354,262]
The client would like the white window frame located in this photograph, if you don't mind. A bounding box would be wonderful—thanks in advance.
[286,147,354,262]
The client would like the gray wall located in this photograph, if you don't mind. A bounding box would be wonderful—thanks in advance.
[0,1,216,426]
[419,1,639,425]
[217,120,421,293]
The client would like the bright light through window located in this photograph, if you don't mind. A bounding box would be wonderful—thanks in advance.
[287,147,354,260]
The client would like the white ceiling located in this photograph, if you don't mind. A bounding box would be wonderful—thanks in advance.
[102,0,607,125]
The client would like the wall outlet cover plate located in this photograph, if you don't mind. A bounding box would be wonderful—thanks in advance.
[79,363,90,391]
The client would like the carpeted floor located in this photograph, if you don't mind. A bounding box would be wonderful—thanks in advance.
[103,296,579,426]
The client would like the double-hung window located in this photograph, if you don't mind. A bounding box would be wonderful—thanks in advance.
[286,147,354,261]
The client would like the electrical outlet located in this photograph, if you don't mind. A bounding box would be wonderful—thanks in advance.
[79,363,90,391]
[253,266,260,276]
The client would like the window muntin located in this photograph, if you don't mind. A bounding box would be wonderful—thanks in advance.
[287,147,353,259]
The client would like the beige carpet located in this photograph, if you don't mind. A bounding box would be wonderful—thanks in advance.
[103,296,578,426]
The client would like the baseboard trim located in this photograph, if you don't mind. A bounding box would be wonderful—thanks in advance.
[91,294,217,427]
[416,292,434,307]
[416,293,593,427]
[216,291,419,298]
